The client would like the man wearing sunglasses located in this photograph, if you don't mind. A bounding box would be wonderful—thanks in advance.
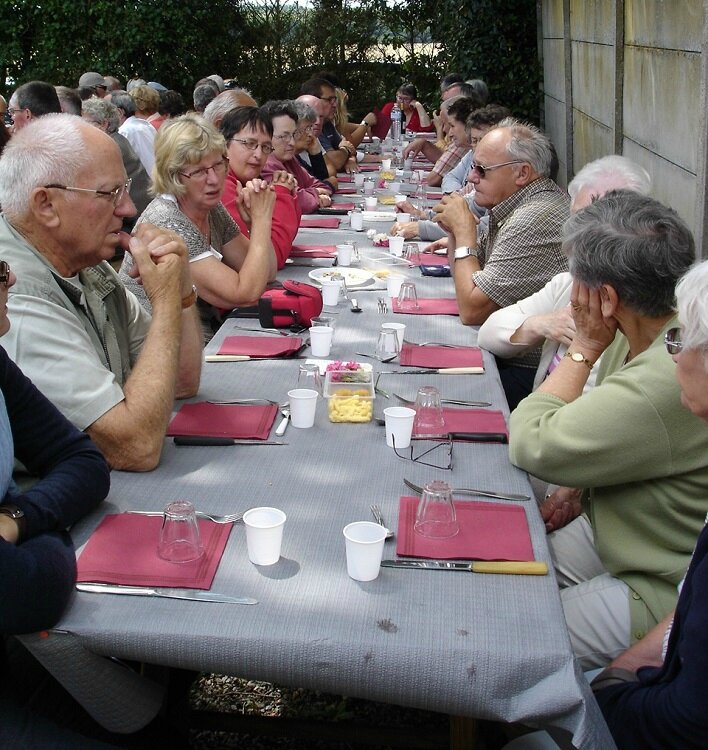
[434,117,570,407]
[0,114,202,472]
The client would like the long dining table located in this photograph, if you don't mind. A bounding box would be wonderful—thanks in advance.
[18,188,616,750]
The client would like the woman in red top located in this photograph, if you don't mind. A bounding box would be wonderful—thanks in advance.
[376,84,434,134]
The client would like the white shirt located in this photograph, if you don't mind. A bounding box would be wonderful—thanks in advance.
[118,116,156,175]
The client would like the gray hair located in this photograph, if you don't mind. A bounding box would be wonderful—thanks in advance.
[203,89,255,126]
[0,114,92,219]
[564,190,695,317]
[440,95,461,113]
[568,155,651,203]
[290,100,317,123]
[465,79,489,105]
[496,117,553,178]
[82,97,120,133]
[110,91,135,117]
[676,260,708,352]
[126,78,146,92]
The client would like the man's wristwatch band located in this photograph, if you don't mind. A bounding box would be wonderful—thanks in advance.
[0,504,27,543]
[181,285,198,309]
[453,245,477,261]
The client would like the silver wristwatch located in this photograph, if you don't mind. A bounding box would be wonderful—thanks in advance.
[453,245,477,261]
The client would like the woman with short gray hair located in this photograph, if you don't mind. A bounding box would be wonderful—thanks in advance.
[509,190,708,671]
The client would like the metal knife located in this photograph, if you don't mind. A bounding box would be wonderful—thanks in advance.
[381,560,548,575]
[372,420,506,442]
[173,437,287,446]
[403,477,530,502]
[377,367,484,375]
[76,583,258,604]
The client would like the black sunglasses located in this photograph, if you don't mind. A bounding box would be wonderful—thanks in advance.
[0,261,11,286]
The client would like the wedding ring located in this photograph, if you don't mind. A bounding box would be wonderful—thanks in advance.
[571,303,582,312]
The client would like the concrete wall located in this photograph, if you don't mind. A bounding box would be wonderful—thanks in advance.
[540,0,708,256]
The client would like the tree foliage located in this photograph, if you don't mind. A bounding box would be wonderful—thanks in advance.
[0,0,540,123]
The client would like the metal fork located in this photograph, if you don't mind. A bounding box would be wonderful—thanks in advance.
[377,297,388,314]
[370,504,394,539]
[124,510,244,524]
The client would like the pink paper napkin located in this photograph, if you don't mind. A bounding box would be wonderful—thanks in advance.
[407,252,449,266]
[167,403,277,440]
[426,191,443,200]
[392,298,459,315]
[413,408,508,441]
[77,514,232,589]
[337,175,353,183]
[396,496,533,561]
[399,343,483,369]
[359,164,380,172]
[218,335,303,357]
[299,217,341,229]
[327,202,356,211]
[290,244,337,258]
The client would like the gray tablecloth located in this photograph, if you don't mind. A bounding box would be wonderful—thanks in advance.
[20,210,616,750]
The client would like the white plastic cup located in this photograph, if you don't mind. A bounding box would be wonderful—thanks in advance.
[363,180,375,196]
[287,388,319,428]
[388,235,405,256]
[343,521,387,581]
[353,172,366,188]
[383,406,416,449]
[381,158,392,170]
[320,278,342,306]
[243,507,286,566]
[382,322,406,349]
[387,273,405,299]
[364,196,378,211]
[336,243,354,266]
[308,325,333,357]
[396,212,411,224]
[350,210,363,231]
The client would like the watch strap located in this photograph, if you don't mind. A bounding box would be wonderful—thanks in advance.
[563,351,593,370]
[0,503,27,543]
[453,245,476,261]
[181,285,198,309]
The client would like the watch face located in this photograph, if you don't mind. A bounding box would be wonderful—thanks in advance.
[571,352,583,362]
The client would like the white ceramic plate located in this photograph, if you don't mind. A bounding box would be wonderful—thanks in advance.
[308,268,374,287]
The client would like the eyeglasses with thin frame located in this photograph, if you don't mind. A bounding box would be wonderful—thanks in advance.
[0,261,11,287]
[665,326,683,355]
[8,107,26,121]
[391,433,454,471]
[319,95,337,104]
[44,178,133,207]
[293,125,313,138]
[273,131,296,143]
[471,159,524,178]
[179,157,228,180]
[228,138,274,155]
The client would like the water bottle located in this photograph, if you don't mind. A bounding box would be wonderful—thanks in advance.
[390,102,402,143]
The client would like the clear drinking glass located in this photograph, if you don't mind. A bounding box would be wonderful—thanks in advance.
[297,362,322,394]
[413,385,446,435]
[158,500,204,563]
[375,327,401,361]
[397,281,419,310]
[414,480,458,539]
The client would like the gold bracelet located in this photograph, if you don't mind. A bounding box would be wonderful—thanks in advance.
[181,284,197,309]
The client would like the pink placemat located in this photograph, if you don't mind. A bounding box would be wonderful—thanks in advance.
[299,217,340,229]
[167,403,277,440]
[77,514,232,589]
[399,343,483,369]
[359,164,381,172]
[335,187,356,194]
[407,252,449,266]
[413,408,508,441]
[218,335,303,357]
[426,191,443,200]
[392,298,459,315]
[328,202,355,211]
[291,244,337,258]
[337,175,353,183]
[396,496,533,560]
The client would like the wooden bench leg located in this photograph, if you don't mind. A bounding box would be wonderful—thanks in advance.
[449,715,478,750]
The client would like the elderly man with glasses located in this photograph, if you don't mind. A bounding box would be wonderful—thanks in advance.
[7,81,62,133]
[434,117,570,407]
[0,114,202,472]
